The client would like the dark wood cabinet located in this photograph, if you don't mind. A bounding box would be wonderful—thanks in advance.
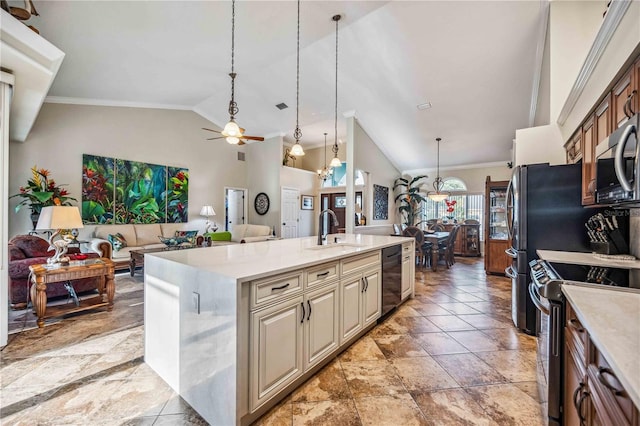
[565,130,583,165]
[564,299,639,426]
[612,66,635,129]
[484,177,510,275]
[582,115,596,205]
[443,223,480,257]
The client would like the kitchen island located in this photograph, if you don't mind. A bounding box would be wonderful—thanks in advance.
[144,234,415,425]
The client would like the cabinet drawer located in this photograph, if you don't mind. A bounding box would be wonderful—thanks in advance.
[565,303,587,362]
[252,272,303,309]
[587,346,637,426]
[402,242,412,253]
[305,262,339,289]
[341,252,380,276]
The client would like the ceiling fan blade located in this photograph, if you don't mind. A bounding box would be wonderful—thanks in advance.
[238,140,246,146]
[202,127,221,133]
[242,135,265,141]
[207,136,225,140]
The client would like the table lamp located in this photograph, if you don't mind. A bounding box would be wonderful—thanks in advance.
[200,205,217,233]
[36,206,84,265]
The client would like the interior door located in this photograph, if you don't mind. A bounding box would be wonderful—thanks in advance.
[319,192,362,234]
[281,188,299,239]
[226,188,246,233]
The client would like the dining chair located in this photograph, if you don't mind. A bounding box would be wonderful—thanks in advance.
[436,224,460,268]
[464,219,480,225]
[432,224,445,232]
[403,226,432,268]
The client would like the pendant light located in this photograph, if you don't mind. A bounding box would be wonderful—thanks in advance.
[427,138,450,202]
[317,133,333,181]
[289,0,305,156]
[222,0,243,144]
[329,14,342,168]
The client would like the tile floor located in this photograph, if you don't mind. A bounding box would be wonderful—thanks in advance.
[1,258,546,425]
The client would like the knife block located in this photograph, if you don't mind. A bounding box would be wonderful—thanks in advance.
[590,228,629,255]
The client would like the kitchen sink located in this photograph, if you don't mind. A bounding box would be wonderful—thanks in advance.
[305,242,366,251]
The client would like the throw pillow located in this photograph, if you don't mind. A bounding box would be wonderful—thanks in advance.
[108,233,127,252]
[158,236,184,246]
[174,230,198,246]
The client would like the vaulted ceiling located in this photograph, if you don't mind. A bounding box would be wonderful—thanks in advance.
[25,1,542,172]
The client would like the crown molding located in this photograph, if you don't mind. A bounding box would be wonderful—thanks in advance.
[529,0,549,127]
[45,96,193,111]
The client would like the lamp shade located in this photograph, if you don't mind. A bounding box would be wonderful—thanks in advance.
[223,120,241,137]
[355,204,362,214]
[36,206,84,230]
[200,205,216,217]
[290,142,305,156]
[428,193,449,202]
[329,157,342,168]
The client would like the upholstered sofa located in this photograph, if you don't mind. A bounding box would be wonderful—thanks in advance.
[90,223,204,271]
[8,235,100,310]
[230,224,272,243]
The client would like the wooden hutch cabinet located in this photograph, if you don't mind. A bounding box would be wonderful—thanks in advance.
[484,177,510,275]
[443,223,481,257]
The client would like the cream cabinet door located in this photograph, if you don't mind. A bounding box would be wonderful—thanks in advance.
[362,269,381,327]
[250,295,304,411]
[401,253,412,300]
[304,282,339,370]
[340,274,363,344]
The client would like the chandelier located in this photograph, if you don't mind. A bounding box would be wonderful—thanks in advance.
[290,0,305,157]
[317,133,333,181]
[329,14,342,169]
[427,137,450,202]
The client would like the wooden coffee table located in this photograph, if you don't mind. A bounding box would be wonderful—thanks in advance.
[129,245,200,276]
[29,258,115,328]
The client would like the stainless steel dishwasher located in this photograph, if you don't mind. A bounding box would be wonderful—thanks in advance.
[381,244,402,320]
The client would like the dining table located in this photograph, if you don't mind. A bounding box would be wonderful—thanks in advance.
[423,231,450,272]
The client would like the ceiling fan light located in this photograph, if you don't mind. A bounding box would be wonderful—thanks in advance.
[290,142,305,156]
[226,136,240,144]
[330,156,342,168]
[428,192,449,202]
[223,120,241,137]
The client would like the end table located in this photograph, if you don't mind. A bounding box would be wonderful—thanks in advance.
[29,258,115,328]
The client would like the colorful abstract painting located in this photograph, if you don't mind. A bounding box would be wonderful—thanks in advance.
[81,154,188,224]
[82,154,116,224]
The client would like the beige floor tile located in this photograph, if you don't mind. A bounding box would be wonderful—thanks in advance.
[426,315,476,332]
[436,302,481,315]
[412,332,469,355]
[412,389,494,425]
[340,360,406,398]
[392,304,423,317]
[339,336,386,362]
[354,394,428,426]
[465,384,546,425]
[390,316,441,333]
[291,360,351,403]
[411,303,452,316]
[373,334,430,359]
[253,396,293,426]
[457,314,512,329]
[433,353,507,387]
[476,350,538,383]
[447,330,504,352]
[483,327,538,351]
[292,399,361,426]
[391,356,459,392]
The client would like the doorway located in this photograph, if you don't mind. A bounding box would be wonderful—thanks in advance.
[320,191,362,234]
[280,187,299,239]
[224,187,247,233]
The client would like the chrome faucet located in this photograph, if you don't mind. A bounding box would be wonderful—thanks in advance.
[318,209,339,245]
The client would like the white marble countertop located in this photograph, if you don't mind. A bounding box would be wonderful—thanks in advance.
[561,284,640,408]
[146,233,414,282]
[537,250,640,270]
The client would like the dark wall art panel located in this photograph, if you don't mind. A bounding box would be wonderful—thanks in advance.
[373,184,389,220]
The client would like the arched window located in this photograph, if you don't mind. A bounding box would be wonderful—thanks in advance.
[441,177,467,191]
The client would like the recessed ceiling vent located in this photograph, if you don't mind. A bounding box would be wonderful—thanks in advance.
[237,152,245,161]
[276,103,288,110]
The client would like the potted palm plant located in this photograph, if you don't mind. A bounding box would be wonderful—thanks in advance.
[10,166,76,230]
[393,175,428,227]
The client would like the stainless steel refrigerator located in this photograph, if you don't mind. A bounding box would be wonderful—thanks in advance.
[505,163,593,335]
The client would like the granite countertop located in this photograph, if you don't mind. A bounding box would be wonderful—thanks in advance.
[537,250,640,270]
[146,233,414,282]
[561,284,640,408]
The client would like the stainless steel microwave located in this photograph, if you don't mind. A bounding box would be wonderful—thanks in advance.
[595,113,639,205]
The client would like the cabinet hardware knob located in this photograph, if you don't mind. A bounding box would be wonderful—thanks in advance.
[301,302,305,324]
[597,367,624,395]
[307,300,312,321]
[271,283,290,291]
[568,319,584,333]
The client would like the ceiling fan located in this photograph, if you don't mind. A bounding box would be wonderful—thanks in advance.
[201,127,264,145]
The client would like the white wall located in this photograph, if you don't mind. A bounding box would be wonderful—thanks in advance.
[280,166,317,237]
[353,120,400,226]
[8,103,248,239]
[245,135,282,231]
[514,124,566,167]
[432,164,513,194]
[549,1,604,123]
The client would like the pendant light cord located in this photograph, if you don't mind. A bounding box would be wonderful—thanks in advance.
[334,15,340,148]
[293,0,302,141]
[228,0,238,119]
